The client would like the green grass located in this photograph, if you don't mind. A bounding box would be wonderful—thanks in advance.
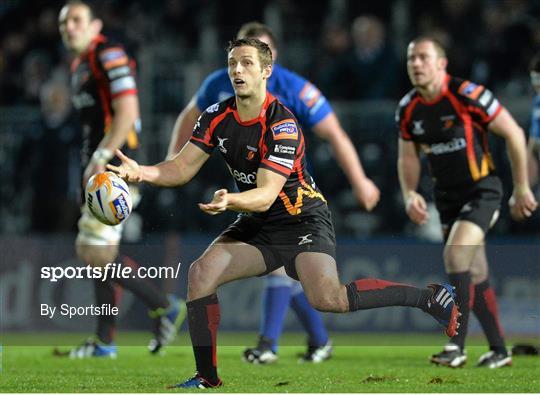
[1,332,539,392]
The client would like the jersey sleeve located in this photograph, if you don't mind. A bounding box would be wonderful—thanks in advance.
[260,116,301,178]
[395,93,414,140]
[280,68,333,129]
[189,105,219,154]
[457,80,502,125]
[195,69,233,111]
[530,96,540,140]
[97,44,137,99]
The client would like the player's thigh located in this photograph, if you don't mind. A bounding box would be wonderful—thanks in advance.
[444,220,485,272]
[295,252,347,313]
[188,236,267,294]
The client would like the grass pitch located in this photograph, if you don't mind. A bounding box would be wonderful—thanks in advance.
[1,332,539,392]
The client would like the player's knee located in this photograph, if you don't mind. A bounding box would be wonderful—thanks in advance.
[76,243,118,267]
[443,245,469,271]
[188,259,218,295]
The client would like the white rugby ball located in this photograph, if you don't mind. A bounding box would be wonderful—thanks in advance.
[85,171,132,226]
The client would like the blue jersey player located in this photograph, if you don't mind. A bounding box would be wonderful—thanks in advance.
[528,52,540,187]
[167,22,380,363]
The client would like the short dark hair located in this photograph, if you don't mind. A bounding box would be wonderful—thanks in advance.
[65,0,96,20]
[410,36,447,58]
[530,52,540,73]
[236,21,277,48]
[226,38,273,69]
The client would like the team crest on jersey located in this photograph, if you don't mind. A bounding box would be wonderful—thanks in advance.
[412,120,425,135]
[246,145,258,160]
[271,119,298,140]
[458,81,483,100]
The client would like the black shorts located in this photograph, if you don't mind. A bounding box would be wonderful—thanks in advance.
[435,175,503,241]
[220,205,336,280]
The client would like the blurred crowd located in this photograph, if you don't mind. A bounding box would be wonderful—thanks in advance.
[1,0,539,237]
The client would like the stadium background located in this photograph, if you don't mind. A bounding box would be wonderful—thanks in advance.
[1,0,539,339]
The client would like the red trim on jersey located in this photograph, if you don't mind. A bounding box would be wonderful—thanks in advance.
[206,108,233,145]
[111,89,138,100]
[446,90,482,181]
[261,158,291,177]
[354,278,411,291]
[400,96,421,140]
[206,303,220,367]
[232,92,276,126]
[417,74,450,105]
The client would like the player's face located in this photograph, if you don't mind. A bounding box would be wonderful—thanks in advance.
[58,4,100,54]
[531,71,540,94]
[228,45,270,98]
[407,41,446,88]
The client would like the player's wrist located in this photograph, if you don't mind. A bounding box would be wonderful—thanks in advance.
[91,148,114,166]
[513,183,531,196]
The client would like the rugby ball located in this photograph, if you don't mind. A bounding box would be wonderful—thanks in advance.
[85,172,132,226]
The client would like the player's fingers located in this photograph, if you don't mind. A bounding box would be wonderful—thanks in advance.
[106,164,120,173]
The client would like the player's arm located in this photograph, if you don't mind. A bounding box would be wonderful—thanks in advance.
[488,108,538,219]
[83,94,139,186]
[312,113,380,211]
[528,137,539,186]
[167,97,202,159]
[199,169,286,215]
[397,138,428,225]
[107,142,209,187]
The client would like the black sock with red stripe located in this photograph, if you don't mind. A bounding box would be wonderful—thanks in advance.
[94,278,120,344]
[473,279,507,355]
[448,271,471,350]
[187,294,221,384]
[346,278,431,311]
[111,255,169,310]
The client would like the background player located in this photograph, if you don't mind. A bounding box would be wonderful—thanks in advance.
[528,52,540,187]
[396,37,537,368]
[58,0,184,358]
[108,37,460,388]
[167,21,380,364]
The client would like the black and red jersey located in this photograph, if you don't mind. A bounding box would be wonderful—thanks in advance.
[190,92,327,220]
[70,34,140,169]
[395,74,503,189]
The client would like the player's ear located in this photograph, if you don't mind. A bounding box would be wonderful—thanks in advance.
[437,57,448,70]
[263,64,272,80]
[91,18,103,34]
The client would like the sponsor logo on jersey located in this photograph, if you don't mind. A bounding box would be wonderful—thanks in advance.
[107,66,131,80]
[298,234,313,245]
[268,155,294,170]
[103,54,129,70]
[271,119,298,140]
[458,81,483,100]
[423,137,466,155]
[299,82,321,108]
[274,144,296,155]
[99,47,126,63]
[217,137,228,153]
[110,76,136,94]
[206,103,219,113]
[231,169,257,184]
[412,120,425,135]
[486,99,500,116]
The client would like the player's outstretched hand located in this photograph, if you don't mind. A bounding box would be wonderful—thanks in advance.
[199,189,228,215]
[354,178,381,211]
[106,149,143,183]
[405,191,429,225]
[509,186,538,221]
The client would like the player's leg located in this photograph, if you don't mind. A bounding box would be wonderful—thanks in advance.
[470,246,511,368]
[290,280,332,363]
[294,252,459,334]
[243,267,291,364]
[176,236,267,388]
[431,220,483,367]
